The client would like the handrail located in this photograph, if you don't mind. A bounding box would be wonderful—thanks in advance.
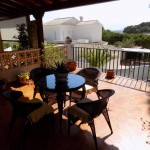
[73,45,150,82]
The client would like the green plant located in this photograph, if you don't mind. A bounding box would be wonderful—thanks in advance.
[13,23,30,50]
[65,36,72,44]
[66,57,75,62]
[42,42,66,67]
[18,72,29,85]
[55,61,69,73]
[18,72,29,77]
[80,48,114,68]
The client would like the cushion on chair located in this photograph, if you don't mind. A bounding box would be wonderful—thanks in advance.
[68,104,91,123]
[27,98,54,124]
[67,98,93,122]
[77,85,98,94]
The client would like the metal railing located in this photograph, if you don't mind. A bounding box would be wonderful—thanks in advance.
[73,45,150,82]
[2,40,19,51]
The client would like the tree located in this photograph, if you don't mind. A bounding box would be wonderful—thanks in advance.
[102,30,124,44]
[13,23,30,50]
[123,22,150,33]
[114,38,135,48]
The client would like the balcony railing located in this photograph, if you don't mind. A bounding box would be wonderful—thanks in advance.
[73,44,150,82]
[2,40,19,51]
[0,43,150,85]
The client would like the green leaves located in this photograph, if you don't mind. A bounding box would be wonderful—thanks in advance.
[13,23,30,50]
[42,42,66,67]
[54,61,69,73]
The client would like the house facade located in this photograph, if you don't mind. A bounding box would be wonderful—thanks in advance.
[43,17,103,43]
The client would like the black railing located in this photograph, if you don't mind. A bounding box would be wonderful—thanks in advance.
[73,45,150,82]
[2,40,19,51]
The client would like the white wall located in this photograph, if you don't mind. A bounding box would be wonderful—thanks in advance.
[75,25,92,41]
[44,25,61,41]
[75,22,102,42]
[43,21,102,43]
[91,23,102,42]
[1,28,19,40]
[60,25,76,41]
[44,25,76,42]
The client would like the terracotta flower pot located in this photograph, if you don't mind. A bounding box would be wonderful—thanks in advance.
[18,72,29,85]
[66,61,77,72]
[106,70,115,79]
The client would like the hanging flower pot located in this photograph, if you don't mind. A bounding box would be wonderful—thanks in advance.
[106,70,115,79]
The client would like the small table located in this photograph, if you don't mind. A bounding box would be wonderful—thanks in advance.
[37,74,85,131]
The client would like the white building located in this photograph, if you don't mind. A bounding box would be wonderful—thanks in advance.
[43,17,103,43]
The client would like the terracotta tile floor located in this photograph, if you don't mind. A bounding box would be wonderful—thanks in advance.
[0,77,150,150]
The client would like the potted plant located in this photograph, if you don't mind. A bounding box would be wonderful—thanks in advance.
[105,69,115,79]
[66,58,77,72]
[41,42,66,68]
[13,23,30,50]
[65,36,72,44]
[54,61,69,82]
[18,72,29,85]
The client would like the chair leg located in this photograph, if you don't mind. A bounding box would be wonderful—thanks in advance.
[67,113,79,134]
[102,108,113,133]
[88,120,98,150]
[68,113,71,134]
[23,121,31,150]
[48,113,55,131]
[69,92,72,106]
[9,114,17,134]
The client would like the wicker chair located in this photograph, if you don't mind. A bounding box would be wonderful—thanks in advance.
[30,67,56,103]
[69,67,102,104]
[67,89,115,150]
[1,90,55,147]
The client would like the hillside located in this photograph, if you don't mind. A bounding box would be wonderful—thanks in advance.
[123,22,150,34]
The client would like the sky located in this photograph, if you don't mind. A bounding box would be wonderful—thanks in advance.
[42,0,150,31]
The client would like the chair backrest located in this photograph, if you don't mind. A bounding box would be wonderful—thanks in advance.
[76,67,101,87]
[96,89,115,100]
[76,89,115,118]
[30,67,56,84]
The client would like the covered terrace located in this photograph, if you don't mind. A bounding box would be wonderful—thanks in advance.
[0,1,150,150]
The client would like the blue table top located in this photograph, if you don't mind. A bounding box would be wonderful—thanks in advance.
[37,74,85,92]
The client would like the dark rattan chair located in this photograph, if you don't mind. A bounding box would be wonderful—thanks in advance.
[1,90,55,133]
[69,67,102,104]
[67,89,115,150]
[30,67,56,103]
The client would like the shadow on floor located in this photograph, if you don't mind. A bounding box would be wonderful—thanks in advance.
[0,99,119,150]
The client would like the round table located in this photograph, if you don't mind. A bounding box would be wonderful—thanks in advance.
[37,74,85,131]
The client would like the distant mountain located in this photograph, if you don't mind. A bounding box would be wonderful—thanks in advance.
[112,30,123,33]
